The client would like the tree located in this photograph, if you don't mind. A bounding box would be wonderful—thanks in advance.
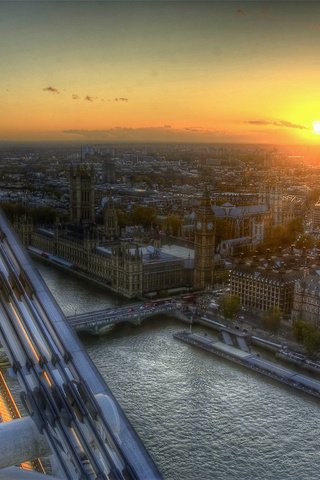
[1,203,56,225]
[31,206,56,224]
[1,202,27,221]
[262,307,281,333]
[303,329,320,356]
[166,214,182,236]
[219,294,240,319]
[131,205,156,229]
[116,209,129,228]
[292,319,307,343]
[287,218,304,238]
[295,234,315,249]
[260,218,304,252]
[292,320,320,356]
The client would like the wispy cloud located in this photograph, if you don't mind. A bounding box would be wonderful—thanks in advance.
[62,126,229,142]
[43,86,60,94]
[246,119,308,130]
[260,6,273,18]
[236,9,246,17]
[310,23,320,30]
[42,88,129,103]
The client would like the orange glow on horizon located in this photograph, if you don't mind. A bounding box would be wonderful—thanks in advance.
[313,122,320,135]
[1,2,320,144]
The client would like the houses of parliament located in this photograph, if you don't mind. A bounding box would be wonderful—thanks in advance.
[15,162,216,298]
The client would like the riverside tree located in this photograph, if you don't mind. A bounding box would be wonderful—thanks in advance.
[293,320,320,356]
[262,307,281,333]
[219,294,240,320]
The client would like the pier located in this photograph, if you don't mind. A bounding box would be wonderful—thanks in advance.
[174,331,320,399]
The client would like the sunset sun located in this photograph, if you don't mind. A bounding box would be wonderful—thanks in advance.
[313,121,320,134]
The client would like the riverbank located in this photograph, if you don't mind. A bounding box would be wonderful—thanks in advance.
[174,331,320,400]
[29,249,127,297]
[27,260,320,479]
[195,314,320,376]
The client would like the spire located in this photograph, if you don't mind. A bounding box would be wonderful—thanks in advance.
[201,186,211,207]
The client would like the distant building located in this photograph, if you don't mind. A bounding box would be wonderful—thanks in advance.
[212,192,260,206]
[282,195,305,224]
[193,190,215,289]
[230,255,311,315]
[16,223,193,299]
[259,183,283,226]
[312,199,320,230]
[259,183,304,227]
[213,203,269,248]
[292,272,320,326]
[102,197,119,239]
[70,164,95,225]
[182,200,270,254]
[102,155,116,184]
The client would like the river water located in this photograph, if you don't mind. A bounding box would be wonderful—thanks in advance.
[35,261,320,480]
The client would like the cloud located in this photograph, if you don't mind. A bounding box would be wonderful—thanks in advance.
[260,6,273,17]
[62,126,229,142]
[84,95,94,102]
[114,97,128,102]
[184,126,226,134]
[43,86,60,94]
[185,126,206,132]
[72,94,80,100]
[246,119,308,130]
[310,23,320,30]
[236,9,246,17]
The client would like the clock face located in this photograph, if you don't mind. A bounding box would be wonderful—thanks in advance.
[207,222,213,231]
[196,221,202,230]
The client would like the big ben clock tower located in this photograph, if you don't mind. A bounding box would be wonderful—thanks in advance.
[193,189,215,290]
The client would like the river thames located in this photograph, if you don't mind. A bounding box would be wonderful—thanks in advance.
[35,260,320,480]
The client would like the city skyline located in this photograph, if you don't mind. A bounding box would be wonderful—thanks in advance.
[1,0,320,144]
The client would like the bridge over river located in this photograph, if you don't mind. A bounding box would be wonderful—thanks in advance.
[67,302,189,335]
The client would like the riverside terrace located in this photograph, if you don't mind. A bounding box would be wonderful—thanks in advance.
[67,300,188,335]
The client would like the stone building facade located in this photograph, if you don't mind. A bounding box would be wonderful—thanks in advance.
[70,163,95,225]
[292,273,320,327]
[259,183,304,227]
[193,191,215,290]
[213,203,270,248]
[16,223,192,299]
[312,199,320,230]
[230,256,309,315]
[102,155,116,184]
[103,199,119,239]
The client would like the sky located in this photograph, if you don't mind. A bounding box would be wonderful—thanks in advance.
[1,0,320,144]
